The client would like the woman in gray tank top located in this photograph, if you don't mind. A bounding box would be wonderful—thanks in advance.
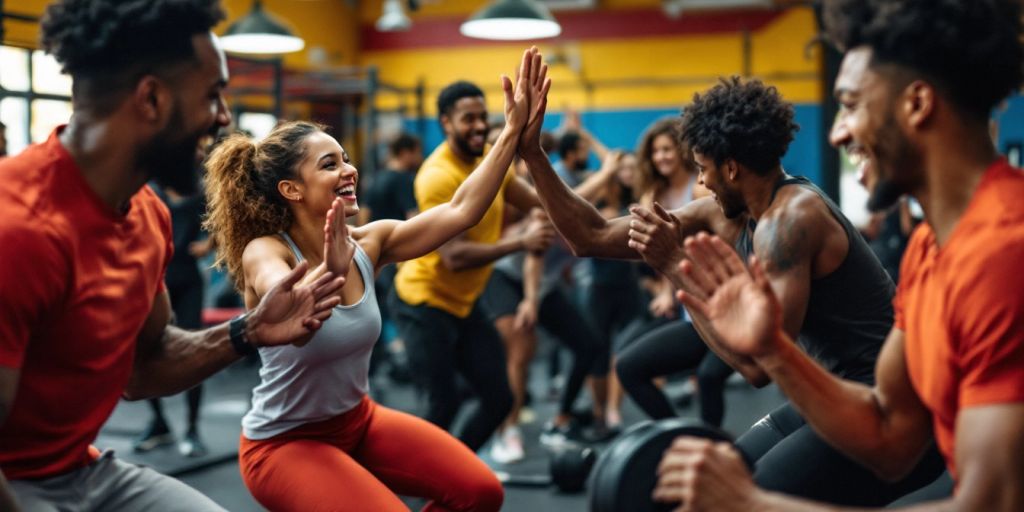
[200,48,550,512]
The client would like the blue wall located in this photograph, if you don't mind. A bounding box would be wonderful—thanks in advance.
[405,104,824,186]
[997,94,1024,153]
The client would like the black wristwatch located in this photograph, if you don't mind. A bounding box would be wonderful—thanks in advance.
[229,313,258,356]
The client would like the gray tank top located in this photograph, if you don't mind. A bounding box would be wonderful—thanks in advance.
[242,233,382,439]
[734,177,893,383]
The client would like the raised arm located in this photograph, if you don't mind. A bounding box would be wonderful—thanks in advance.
[365,48,549,267]
[517,143,632,258]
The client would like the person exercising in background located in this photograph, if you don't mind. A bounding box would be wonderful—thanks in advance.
[655,1,1024,510]
[135,179,213,458]
[518,76,944,505]
[390,77,565,453]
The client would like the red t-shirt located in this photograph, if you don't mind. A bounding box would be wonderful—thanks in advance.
[895,159,1024,480]
[0,129,173,480]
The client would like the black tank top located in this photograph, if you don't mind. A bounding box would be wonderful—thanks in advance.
[734,176,893,383]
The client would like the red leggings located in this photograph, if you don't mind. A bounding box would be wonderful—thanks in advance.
[239,396,503,512]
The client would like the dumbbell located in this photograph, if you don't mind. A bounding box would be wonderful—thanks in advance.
[589,419,750,512]
[495,442,597,493]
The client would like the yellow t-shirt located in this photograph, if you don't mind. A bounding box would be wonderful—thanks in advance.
[394,142,514,318]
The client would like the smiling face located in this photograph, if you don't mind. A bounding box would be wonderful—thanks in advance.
[830,47,922,212]
[651,133,683,178]
[617,153,639,188]
[143,32,231,194]
[693,150,745,219]
[288,131,360,218]
[442,96,488,160]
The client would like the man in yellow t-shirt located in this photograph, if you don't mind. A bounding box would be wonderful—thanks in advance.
[391,81,554,452]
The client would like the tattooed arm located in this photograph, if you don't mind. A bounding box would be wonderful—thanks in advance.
[749,197,823,341]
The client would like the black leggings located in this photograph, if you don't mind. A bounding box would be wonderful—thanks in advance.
[615,321,733,426]
[390,291,514,452]
[481,272,600,415]
[737,402,947,506]
[150,278,204,429]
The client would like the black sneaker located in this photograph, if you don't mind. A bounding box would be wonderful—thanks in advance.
[133,421,174,453]
[179,430,208,458]
[583,423,621,443]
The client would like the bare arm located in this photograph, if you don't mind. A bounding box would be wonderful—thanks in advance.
[572,151,621,204]
[126,245,344,399]
[518,148,635,258]
[657,403,1024,512]
[675,234,935,478]
[365,48,549,268]
[368,126,521,267]
[757,328,933,480]
[437,216,554,272]
[514,246,544,331]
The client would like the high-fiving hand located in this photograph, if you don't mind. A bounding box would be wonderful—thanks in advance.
[246,261,345,348]
[503,47,551,135]
[324,197,356,278]
[512,48,552,158]
[675,233,782,357]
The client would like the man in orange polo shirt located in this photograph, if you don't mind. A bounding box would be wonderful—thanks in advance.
[0,1,344,511]
[652,1,1024,511]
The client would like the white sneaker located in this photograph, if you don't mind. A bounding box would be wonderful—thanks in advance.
[490,427,525,464]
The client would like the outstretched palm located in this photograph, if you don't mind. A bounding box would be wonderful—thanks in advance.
[324,197,355,277]
[503,47,551,133]
[676,233,781,357]
[248,261,344,347]
[506,47,551,152]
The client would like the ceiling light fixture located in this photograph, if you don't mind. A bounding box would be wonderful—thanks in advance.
[221,0,305,55]
[376,0,413,31]
[460,0,562,41]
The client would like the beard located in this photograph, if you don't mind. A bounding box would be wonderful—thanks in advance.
[866,113,919,213]
[453,131,485,158]
[141,107,209,196]
[717,188,746,219]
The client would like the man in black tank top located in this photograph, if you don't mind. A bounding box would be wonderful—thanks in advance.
[517,76,944,505]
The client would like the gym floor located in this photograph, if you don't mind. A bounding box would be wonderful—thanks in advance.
[98,345,953,511]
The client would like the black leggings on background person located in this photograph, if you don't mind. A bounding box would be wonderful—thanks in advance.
[481,271,601,416]
[389,290,514,452]
[736,402,948,506]
[615,321,733,426]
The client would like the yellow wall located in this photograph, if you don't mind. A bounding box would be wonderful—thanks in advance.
[1,0,359,69]
[3,2,821,115]
[358,0,664,23]
[360,8,821,115]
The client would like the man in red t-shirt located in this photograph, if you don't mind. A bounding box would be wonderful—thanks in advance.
[0,1,344,511]
[650,1,1024,511]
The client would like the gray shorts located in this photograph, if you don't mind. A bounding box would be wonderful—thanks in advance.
[9,450,225,512]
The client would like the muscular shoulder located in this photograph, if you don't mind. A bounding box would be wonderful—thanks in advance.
[672,196,731,234]
[753,188,832,272]
[242,235,296,270]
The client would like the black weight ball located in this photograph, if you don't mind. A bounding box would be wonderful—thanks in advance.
[589,419,745,512]
[550,443,597,493]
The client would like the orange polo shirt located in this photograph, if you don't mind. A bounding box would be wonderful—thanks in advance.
[895,159,1024,480]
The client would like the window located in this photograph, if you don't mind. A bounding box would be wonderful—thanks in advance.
[0,46,72,156]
